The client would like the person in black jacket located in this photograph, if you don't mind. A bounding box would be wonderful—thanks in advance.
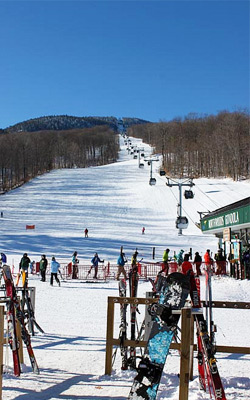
[194,251,202,276]
[19,253,31,287]
[39,254,48,282]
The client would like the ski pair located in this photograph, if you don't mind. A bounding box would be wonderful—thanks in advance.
[189,272,226,400]
[2,264,39,375]
[118,278,128,370]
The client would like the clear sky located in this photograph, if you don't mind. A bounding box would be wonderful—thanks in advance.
[0,0,249,129]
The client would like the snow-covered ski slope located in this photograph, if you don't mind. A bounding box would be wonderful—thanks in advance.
[1,135,250,264]
[0,135,250,399]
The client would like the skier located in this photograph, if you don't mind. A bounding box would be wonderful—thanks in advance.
[0,252,7,264]
[214,248,226,275]
[131,250,138,267]
[181,253,193,275]
[204,249,213,266]
[19,253,31,287]
[89,253,104,279]
[39,254,48,282]
[116,250,127,280]
[50,256,61,286]
[72,251,79,279]
[29,260,35,274]
[243,249,250,279]
[142,227,145,234]
[176,249,184,267]
[84,228,88,238]
[194,251,202,276]
[162,248,170,275]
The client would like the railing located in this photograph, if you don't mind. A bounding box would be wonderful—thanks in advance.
[31,260,229,281]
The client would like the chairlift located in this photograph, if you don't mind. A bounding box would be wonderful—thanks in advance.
[184,190,194,199]
[139,163,144,168]
[149,178,157,186]
[175,216,189,229]
[160,170,166,176]
[133,154,138,159]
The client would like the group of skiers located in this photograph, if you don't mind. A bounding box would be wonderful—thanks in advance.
[18,253,61,286]
[160,247,228,277]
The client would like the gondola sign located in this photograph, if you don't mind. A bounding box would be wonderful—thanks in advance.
[223,227,231,242]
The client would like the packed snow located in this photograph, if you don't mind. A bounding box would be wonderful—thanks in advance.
[0,135,249,399]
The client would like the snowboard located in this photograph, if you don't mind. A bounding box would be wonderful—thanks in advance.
[128,272,190,400]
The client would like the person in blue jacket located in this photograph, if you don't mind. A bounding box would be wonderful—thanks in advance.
[116,251,127,280]
[89,253,104,279]
[1,253,7,264]
[50,256,61,286]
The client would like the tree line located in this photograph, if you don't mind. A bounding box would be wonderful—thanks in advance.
[127,111,250,180]
[0,126,119,192]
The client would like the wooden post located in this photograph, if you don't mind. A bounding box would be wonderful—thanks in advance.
[0,306,4,400]
[179,307,191,400]
[189,315,194,381]
[105,298,115,375]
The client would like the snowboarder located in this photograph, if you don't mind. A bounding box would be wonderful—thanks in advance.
[19,253,31,287]
[39,254,48,282]
[72,251,79,279]
[116,251,127,280]
[89,253,104,279]
[84,228,88,238]
[194,251,202,276]
[50,256,61,286]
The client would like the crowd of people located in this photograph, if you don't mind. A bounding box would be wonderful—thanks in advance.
[1,245,249,287]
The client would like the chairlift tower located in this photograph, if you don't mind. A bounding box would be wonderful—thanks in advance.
[166,177,195,235]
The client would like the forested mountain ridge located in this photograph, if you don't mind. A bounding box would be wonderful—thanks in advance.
[2,115,150,133]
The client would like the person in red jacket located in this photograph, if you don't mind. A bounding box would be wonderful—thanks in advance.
[204,249,213,266]
[181,253,193,275]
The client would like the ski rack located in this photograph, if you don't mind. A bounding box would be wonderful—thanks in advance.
[0,287,43,335]
[105,297,250,400]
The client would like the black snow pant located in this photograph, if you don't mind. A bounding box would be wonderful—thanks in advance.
[50,273,60,286]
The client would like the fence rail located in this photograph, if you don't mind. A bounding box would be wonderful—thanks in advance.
[29,260,229,281]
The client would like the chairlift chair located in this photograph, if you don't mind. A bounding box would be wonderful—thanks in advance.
[184,190,194,199]
[175,216,189,229]
[160,170,166,176]
[149,178,157,186]
[139,163,144,168]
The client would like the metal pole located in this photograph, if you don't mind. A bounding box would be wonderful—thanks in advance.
[179,182,183,235]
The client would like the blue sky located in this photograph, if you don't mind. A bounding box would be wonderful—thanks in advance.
[0,1,249,128]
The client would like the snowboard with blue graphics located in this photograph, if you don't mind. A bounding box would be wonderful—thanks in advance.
[128,272,190,400]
